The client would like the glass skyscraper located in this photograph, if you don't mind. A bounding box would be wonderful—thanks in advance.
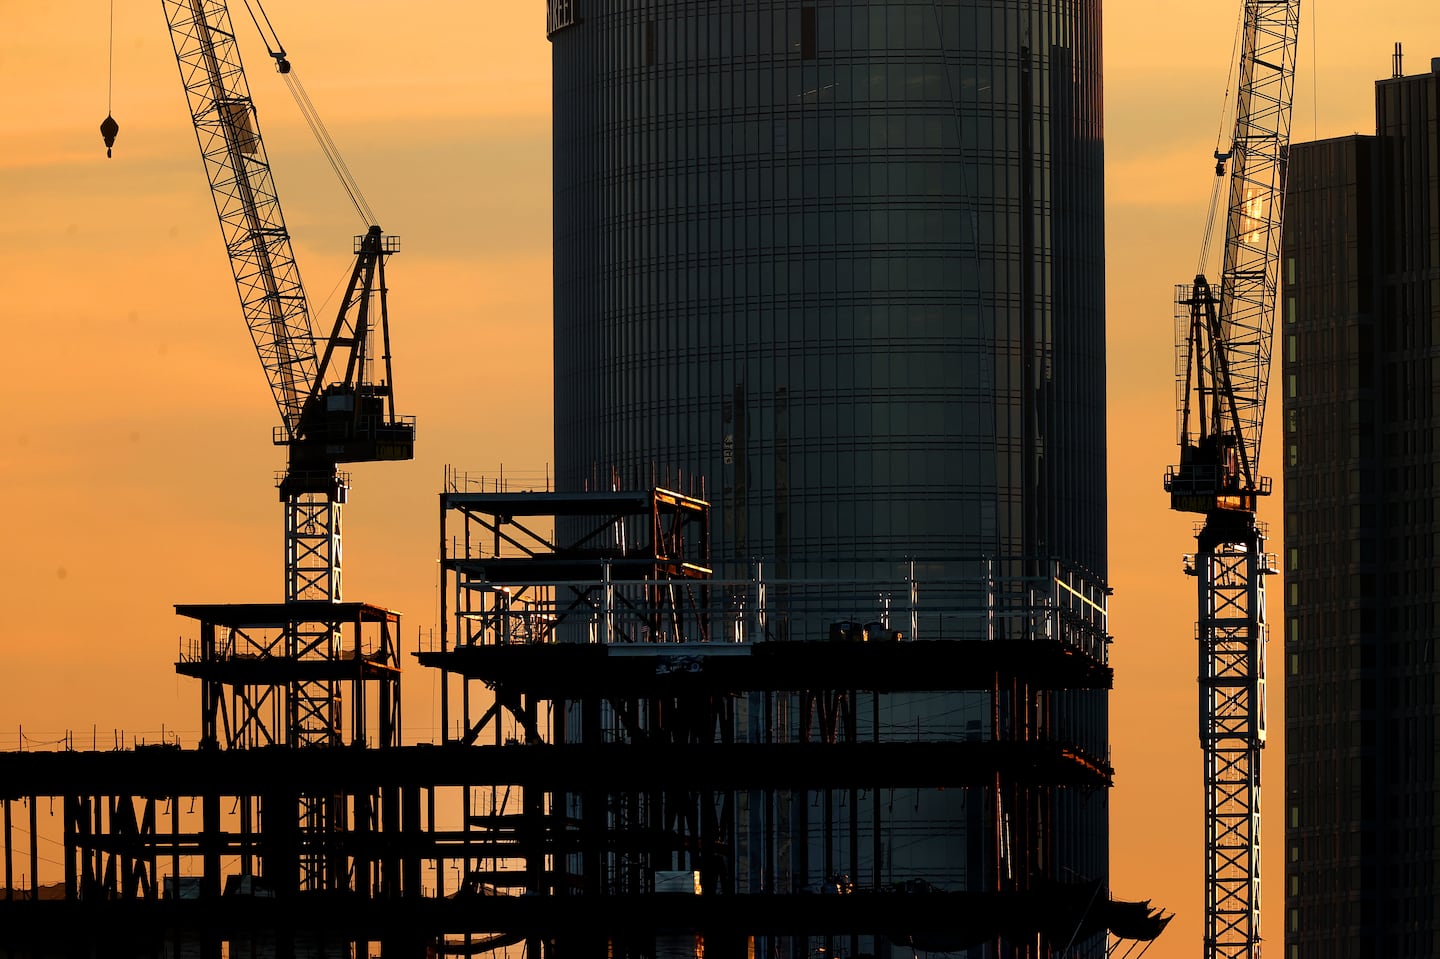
[553,2,1105,576]
[549,3,1109,955]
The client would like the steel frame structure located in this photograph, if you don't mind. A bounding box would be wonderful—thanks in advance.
[0,744,1157,959]
[0,514,1173,958]
[423,489,1134,958]
[3,767,430,958]
[176,602,402,752]
[437,486,712,669]
[175,600,402,895]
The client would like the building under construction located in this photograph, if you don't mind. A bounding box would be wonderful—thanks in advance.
[0,484,1167,958]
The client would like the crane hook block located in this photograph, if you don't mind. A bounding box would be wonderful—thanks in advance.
[100,114,119,159]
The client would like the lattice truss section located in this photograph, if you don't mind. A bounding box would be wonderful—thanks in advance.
[283,493,345,747]
[286,493,342,604]
[1211,0,1299,482]
[1194,524,1270,959]
[163,0,318,436]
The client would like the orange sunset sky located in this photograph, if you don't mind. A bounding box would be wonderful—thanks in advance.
[3,2,1439,955]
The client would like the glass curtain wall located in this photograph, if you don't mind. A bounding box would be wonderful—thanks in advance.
[551,3,1107,955]
[553,1,1104,578]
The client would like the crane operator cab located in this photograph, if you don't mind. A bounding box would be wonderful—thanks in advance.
[299,383,415,463]
[1166,433,1268,514]
[279,380,415,501]
[276,225,414,500]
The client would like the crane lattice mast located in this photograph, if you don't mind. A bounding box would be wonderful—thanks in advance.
[1164,3,1298,958]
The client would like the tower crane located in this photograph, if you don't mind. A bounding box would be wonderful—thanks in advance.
[1163,2,1298,957]
[163,0,414,746]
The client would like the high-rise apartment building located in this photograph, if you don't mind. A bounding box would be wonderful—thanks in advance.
[1282,52,1440,959]
[547,2,1110,955]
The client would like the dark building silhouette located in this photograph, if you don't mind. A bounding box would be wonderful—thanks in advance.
[1282,50,1440,959]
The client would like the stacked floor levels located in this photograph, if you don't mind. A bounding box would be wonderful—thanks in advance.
[0,487,1171,958]
[423,489,1138,958]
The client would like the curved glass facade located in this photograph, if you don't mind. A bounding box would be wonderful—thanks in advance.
[554,1,1105,578]
[551,2,1108,953]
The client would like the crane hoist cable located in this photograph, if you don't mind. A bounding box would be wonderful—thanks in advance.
[1197,2,1248,275]
[238,0,375,228]
[100,0,119,157]
[281,67,376,227]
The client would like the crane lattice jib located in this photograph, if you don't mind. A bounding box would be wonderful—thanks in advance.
[164,0,318,439]
[1213,0,1299,488]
